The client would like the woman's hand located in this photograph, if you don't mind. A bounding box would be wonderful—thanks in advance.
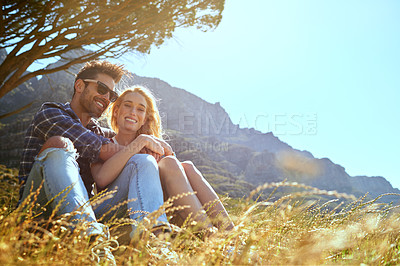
[129,134,174,162]
[152,136,174,156]
[140,147,162,162]
[128,134,164,156]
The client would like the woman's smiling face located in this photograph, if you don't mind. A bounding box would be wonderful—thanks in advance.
[114,91,147,134]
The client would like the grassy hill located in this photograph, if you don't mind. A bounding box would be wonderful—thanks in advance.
[1,164,400,264]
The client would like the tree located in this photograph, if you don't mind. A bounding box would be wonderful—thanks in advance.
[0,0,225,99]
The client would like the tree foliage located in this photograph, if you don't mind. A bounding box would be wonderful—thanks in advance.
[0,0,225,98]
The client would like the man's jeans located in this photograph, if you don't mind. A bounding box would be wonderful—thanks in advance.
[20,144,168,238]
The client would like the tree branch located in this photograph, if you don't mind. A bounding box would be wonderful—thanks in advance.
[0,101,34,120]
[0,0,225,99]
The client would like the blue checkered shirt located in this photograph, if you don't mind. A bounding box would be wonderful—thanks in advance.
[18,102,114,199]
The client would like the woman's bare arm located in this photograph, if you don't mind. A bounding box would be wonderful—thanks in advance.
[91,134,164,189]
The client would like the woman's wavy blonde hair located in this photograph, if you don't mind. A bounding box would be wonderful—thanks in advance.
[109,86,163,139]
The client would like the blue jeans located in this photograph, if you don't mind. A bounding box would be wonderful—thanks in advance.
[20,144,168,238]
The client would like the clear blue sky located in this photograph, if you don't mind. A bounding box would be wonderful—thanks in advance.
[121,1,400,189]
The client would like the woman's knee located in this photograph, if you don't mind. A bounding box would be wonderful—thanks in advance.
[39,136,74,155]
[128,153,158,171]
[158,156,182,172]
[182,161,199,176]
[181,161,202,182]
[128,153,157,165]
[181,161,195,172]
[158,156,187,183]
[120,154,160,189]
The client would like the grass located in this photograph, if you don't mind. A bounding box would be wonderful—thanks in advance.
[1,164,400,265]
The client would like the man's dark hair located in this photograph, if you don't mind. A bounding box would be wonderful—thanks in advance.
[73,60,126,95]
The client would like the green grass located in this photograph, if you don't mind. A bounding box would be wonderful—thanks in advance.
[1,164,400,264]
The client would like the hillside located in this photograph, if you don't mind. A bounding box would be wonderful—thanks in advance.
[0,50,399,203]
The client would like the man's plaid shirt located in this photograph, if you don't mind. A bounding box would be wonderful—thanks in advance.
[18,102,113,199]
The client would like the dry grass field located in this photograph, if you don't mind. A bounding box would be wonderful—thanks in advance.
[1,164,400,265]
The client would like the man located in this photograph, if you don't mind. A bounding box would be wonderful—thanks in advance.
[18,61,170,264]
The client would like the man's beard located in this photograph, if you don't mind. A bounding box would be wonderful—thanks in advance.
[79,88,103,118]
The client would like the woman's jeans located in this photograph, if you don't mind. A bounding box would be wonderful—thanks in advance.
[20,145,168,238]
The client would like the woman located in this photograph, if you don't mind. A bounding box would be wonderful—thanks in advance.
[92,86,234,235]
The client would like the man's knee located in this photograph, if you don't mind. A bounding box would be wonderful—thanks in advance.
[39,136,73,155]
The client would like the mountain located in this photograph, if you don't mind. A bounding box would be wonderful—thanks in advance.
[1,51,399,203]
[124,75,400,201]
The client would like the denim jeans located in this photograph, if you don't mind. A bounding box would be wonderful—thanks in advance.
[20,143,168,238]
[93,154,169,227]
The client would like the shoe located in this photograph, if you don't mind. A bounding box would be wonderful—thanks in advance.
[90,236,119,265]
[150,224,172,236]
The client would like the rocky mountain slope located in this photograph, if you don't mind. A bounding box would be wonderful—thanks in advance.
[1,50,398,203]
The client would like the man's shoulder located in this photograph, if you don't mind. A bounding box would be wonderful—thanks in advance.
[39,102,70,112]
[87,118,115,138]
[36,102,76,118]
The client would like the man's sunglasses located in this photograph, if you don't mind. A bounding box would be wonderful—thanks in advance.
[83,79,119,102]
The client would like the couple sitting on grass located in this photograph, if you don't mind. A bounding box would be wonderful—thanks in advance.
[17,60,234,264]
